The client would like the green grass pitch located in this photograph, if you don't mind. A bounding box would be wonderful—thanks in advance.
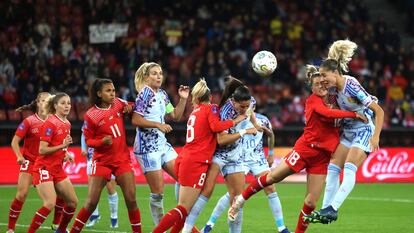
[1,183,413,232]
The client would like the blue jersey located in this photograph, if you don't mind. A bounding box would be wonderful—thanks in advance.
[133,86,174,154]
[242,113,271,162]
[214,98,255,163]
[335,75,375,128]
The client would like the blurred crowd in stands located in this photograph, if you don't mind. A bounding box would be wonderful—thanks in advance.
[1,0,414,128]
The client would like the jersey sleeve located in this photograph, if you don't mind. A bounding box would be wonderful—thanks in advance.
[133,86,154,116]
[345,78,374,107]
[83,115,103,148]
[208,105,234,132]
[262,116,272,129]
[40,120,56,143]
[312,96,357,119]
[162,89,174,114]
[15,118,30,138]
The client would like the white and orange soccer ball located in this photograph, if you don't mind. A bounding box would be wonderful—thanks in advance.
[252,50,277,76]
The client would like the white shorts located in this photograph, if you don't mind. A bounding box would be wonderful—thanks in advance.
[213,156,245,177]
[340,123,375,153]
[243,157,270,176]
[135,143,177,174]
[86,158,115,180]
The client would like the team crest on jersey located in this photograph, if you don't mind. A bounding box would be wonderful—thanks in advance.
[212,106,218,114]
[18,123,25,130]
[46,128,53,136]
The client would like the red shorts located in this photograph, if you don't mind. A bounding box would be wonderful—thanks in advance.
[32,166,67,186]
[284,143,331,174]
[175,155,209,189]
[19,159,35,174]
[90,160,134,181]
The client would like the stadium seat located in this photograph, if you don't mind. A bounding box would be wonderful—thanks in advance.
[0,110,7,121]
[7,110,21,121]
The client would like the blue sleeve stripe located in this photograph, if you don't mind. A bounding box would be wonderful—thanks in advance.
[220,103,231,119]
[141,87,152,101]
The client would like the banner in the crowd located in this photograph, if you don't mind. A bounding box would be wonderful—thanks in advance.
[0,147,413,184]
[89,24,129,43]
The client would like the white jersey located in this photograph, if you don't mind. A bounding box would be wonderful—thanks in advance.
[335,75,375,129]
[133,85,174,154]
[242,113,271,162]
[214,97,255,163]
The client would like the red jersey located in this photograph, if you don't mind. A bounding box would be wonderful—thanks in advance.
[298,94,357,153]
[83,98,130,165]
[36,114,71,169]
[180,103,234,163]
[14,114,45,162]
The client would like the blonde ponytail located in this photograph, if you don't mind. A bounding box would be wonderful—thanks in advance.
[305,65,320,85]
[134,62,161,93]
[191,78,211,104]
[327,39,357,73]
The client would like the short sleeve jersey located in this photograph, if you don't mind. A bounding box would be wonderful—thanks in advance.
[336,75,374,128]
[37,114,71,169]
[15,114,45,162]
[180,103,232,163]
[133,86,174,154]
[242,113,271,161]
[214,98,255,163]
[83,98,130,165]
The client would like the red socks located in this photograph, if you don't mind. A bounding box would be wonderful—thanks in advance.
[128,208,142,233]
[57,206,76,232]
[242,175,269,200]
[153,205,188,233]
[8,198,24,230]
[295,203,315,233]
[69,207,91,233]
[27,206,51,233]
[53,197,65,225]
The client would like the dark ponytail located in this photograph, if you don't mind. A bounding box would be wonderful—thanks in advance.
[218,76,244,108]
[15,92,50,113]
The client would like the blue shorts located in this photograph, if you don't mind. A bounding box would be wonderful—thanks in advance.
[340,123,375,153]
[243,157,270,176]
[213,156,245,177]
[135,143,177,174]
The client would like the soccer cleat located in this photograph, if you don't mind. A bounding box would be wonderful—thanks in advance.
[201,223,214,233]
[110,218,118,228]
[51,223,59,230]
[54,230,68,233]
[6,229,15,233]
[312,206,338,224]
[85,214,101,227]
[279,228,291,233]
[302,212,322,223]
[227,195,245,222]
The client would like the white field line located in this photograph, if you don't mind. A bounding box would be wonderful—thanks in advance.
[0,223,128,233]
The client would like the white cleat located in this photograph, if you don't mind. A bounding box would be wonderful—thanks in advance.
[227,195,245,221]
[6,229,15,233]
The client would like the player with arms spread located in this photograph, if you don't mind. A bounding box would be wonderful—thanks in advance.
[70,78,141,233]
[228,65,368,233]
[132,62,189,227]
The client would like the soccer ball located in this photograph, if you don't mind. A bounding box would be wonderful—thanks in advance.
[252,50,277,76]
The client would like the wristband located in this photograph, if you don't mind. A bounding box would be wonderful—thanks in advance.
[268,150,274,156]
[239,129,247,137]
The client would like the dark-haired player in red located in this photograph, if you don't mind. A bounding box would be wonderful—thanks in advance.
[28,92,78,233]
[228,65,368,233]
[153,79,247,233]
[70,78,141,233]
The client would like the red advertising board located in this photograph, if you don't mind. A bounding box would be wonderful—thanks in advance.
[0,147,413,184]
